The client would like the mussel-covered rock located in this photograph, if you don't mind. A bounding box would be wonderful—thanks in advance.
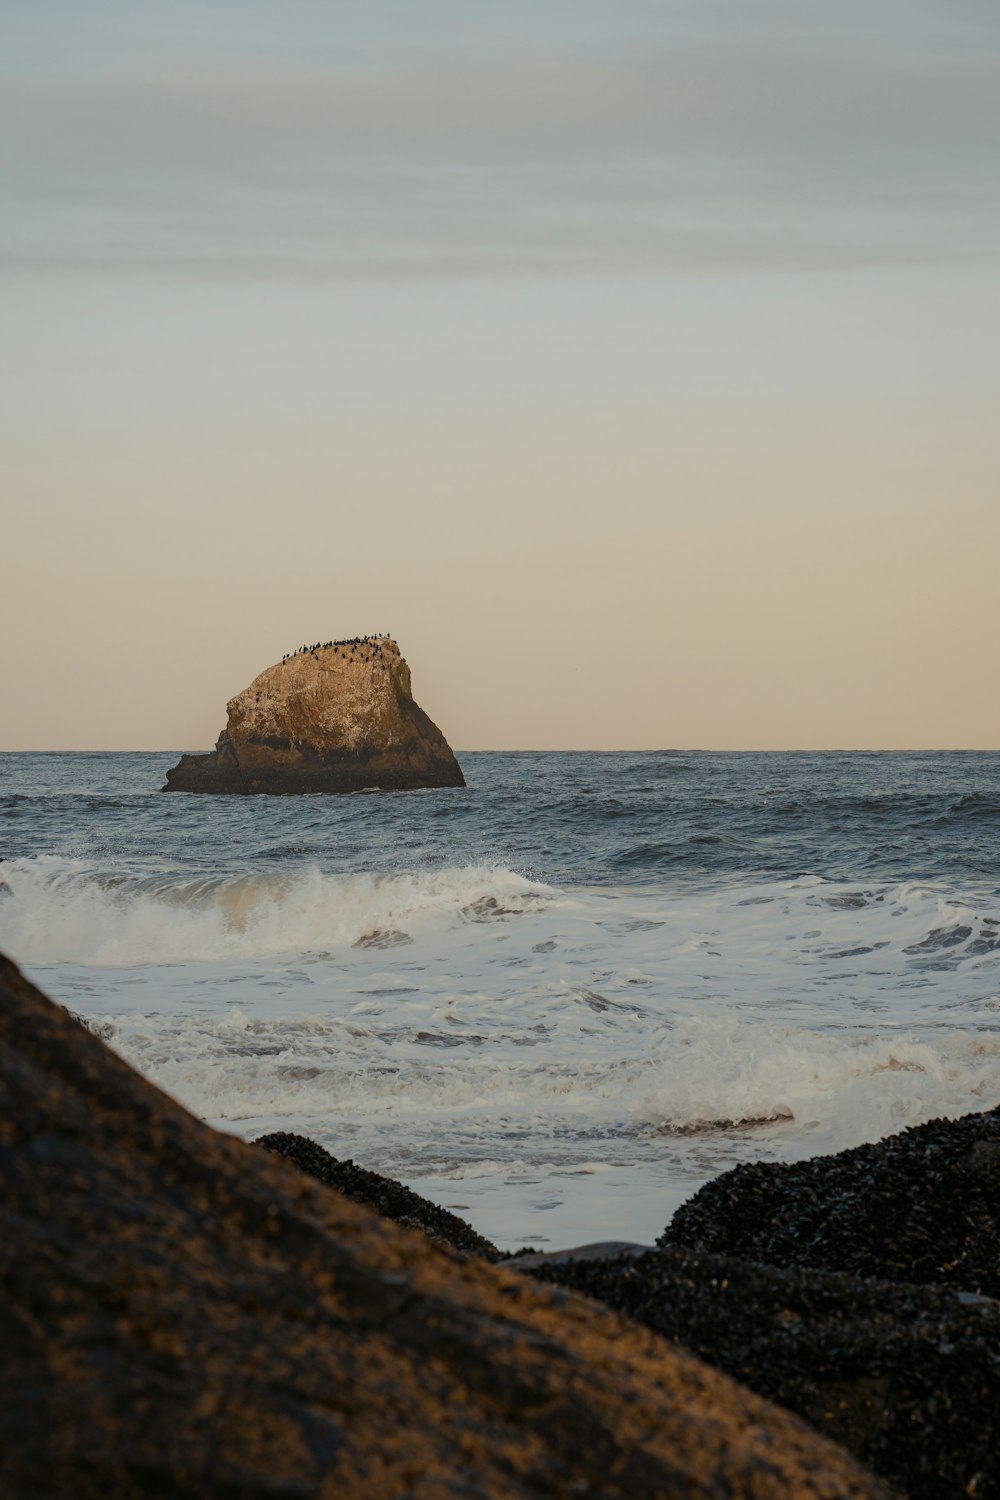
[256,1130,499,1260]
[658,1106,1000,1295]
[529,1244,1000,1500]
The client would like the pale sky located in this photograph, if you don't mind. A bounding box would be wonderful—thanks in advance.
[2,1,998,750]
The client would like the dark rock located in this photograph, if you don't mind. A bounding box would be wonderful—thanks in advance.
[967,1139,1000,1176]
[0,951,889,1499]
[525,1104,1000,1496]
[658,1105,1000,1296]
[529,1245,1000,1500]
[163,635,464,794]
[256,1130,499,1261]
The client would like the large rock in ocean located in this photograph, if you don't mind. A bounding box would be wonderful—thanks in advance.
[163,635,465,794]
[0,951,888,1500]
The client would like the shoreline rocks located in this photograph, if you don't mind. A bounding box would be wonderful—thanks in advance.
[255,1131,500,1261]
[659,1106,1000,1296]
[163,635,465,794]
[527,1105,1000,1500]
[0,951,888,1500]
[530,1244,1000,1500]
[251,1107,1000,1497]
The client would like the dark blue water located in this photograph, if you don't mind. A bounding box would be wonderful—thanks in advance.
[2,750,998,889]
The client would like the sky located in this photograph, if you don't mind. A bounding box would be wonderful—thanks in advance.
[2,0,998,750]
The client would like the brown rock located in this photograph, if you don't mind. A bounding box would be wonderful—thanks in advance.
[163,635,464,793]
[0,951,889,1500]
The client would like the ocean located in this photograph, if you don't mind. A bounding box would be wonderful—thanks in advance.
[2,749,999,1252]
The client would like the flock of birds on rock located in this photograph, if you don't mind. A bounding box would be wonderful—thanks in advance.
[281,635,400,666]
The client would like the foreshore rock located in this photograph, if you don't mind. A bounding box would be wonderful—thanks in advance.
[0,951,888,1500]
[528,1106,1000,1500]
[659,1106,1000,1295]
[531,1245,1000,1500]
[163,635,465,794]
[255,1111,1000,1497]
[256,1130,500,1261]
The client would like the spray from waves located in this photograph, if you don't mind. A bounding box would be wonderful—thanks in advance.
[0,856,557,966]
[629,1014,1000,1149]
[88,999,1000,1168]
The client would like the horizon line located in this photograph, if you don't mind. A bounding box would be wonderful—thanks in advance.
[1,746,997,757]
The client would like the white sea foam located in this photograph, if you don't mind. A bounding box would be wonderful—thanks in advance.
[8,855,1000,1248]
[0,856,557,965]
[75,993,1000,1248]
[629,1017,1000,1150]
[93,1000,1000,1141]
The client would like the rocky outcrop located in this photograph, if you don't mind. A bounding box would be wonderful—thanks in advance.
[0,951,888,1500]
[529,1244,1000,1500]
[256,1131,500,1261]
[658,1106,1000,1295]
[163,635,465,794]
[527,1105,1000,1500]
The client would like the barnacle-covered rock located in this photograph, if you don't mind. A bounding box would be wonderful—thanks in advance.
[529,1244,1000,1500]
[658,1105,1000,1294]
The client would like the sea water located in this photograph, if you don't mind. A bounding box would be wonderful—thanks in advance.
[2,750,999,1251]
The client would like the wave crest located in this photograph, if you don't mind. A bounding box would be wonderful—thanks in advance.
[629,1017,1000,1145]
[0,857,554,966]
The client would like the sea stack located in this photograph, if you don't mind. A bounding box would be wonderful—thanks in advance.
[163,636,465,794]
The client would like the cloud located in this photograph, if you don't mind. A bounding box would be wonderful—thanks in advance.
[3,19,1000,278]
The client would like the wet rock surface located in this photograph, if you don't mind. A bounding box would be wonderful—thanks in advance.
[530,1245,1000,1500]
[0,952,889,1500]
[256,1130,500,1261]
[163,635,464,794]
[659,1106,1000,1295]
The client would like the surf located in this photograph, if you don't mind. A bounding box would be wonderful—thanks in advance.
[0,856,556,966]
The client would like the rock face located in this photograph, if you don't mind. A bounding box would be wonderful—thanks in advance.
[163,635,465,794]
[659,1106,1000,1296]
[531,1244,1000,1500]
[0,951,888,1500]
[527,1106,1000,1500]
[256,1131,500,1262]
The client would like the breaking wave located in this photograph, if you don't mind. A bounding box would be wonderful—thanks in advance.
[83,999,1000,1179]
[0,857,556,966]
[628,1017,1000,1149]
